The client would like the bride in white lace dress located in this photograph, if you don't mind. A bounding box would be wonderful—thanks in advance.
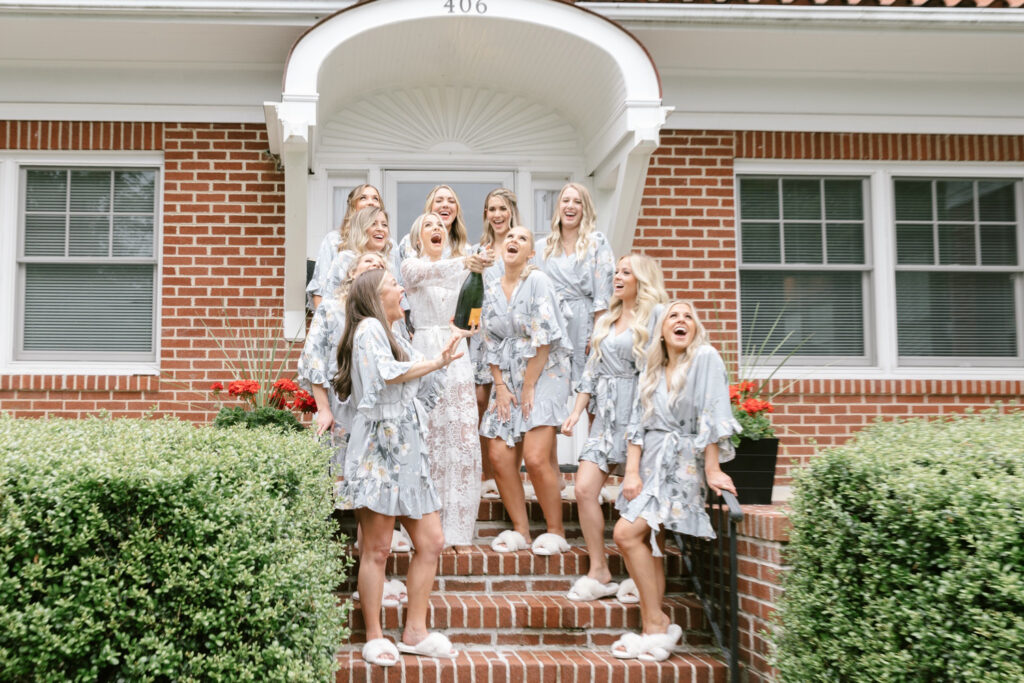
[401,212,493,546]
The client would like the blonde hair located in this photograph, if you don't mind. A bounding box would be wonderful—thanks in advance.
[424,185,469,257]
[589,254,668,367]
[346,206,392,258]
[337,184,381,251]
[637,301,709,421]
[543,182,597,261]
[337,252,387,302]
[481,188,521,249]
[407,212,445,257]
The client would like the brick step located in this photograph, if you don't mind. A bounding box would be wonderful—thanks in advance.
[343,593,710,648]
[475,497,620,523]
[338,544,688,592]
[335,647,727,682]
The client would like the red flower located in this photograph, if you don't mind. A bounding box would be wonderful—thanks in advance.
[741,398,774,416]
[272,378,299,393]
[292,390,317,414]
[269,377,299,408]
[729,384,740,402]
[210,382,224,394]
[227,379,259,398]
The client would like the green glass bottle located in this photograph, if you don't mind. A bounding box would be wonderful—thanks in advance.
[453,271,484,330]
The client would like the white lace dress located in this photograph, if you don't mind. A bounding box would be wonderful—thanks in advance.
[401,256,482,546]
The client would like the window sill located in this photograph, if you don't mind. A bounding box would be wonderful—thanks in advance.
[751,366,1024,382]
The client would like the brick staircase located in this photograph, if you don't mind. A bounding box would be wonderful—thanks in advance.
[334,489,729,681]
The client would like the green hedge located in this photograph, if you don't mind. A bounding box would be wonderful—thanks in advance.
[0,416,350,682]
[775,409,1024,682]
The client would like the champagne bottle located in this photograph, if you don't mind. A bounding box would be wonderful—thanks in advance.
[453,270,484,330]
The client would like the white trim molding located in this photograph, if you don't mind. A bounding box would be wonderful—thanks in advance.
[266,0,670,333]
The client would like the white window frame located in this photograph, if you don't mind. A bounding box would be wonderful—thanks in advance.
[0,151,163,376]
[735,159,1024,381]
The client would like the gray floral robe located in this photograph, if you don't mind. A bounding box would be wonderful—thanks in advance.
[296,297,351,475]
[537,231,615,383]
[305,230,342,309]
[576,304,663,473]
[616,345,742,539]
[335,318,444,518]
[479,270,573,446]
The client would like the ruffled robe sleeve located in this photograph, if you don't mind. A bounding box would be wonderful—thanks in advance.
[353,318,415,415]
[687,346,742,464]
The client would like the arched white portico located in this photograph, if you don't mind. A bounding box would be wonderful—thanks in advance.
[266,0,668,337]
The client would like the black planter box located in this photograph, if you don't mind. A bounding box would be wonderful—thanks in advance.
[721,437,779,505]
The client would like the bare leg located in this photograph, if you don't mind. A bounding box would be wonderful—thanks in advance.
[523,426,564,538]
[477,384,495,482]
[574,460,612,583]
[613,516,671,635]
[355,509,396,643]
[399,512,445,644]
[489,437,531,541]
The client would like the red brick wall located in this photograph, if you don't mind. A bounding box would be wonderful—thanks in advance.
[635,130,1024,487]
[0,121,290,421]
[2,123,1022,484]
[734,506,791,682]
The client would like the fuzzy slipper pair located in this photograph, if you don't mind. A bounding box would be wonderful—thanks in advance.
[610,624,682,662]
[480,479,500,500]
[490,530,570,555]
[361,632,458,666]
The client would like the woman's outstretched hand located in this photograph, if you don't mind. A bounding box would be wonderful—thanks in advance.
[436,334,464,368]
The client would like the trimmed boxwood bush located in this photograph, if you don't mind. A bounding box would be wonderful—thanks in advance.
[0,415,350,682]
[775,409,1024,682]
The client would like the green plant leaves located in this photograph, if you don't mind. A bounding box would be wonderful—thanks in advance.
[0,415,350,682]
[774,409,1024,682]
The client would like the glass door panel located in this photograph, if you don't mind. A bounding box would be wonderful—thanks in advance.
[383,170,515,246]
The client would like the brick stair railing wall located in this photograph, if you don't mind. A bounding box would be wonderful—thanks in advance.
[1,121,1022,493]
[734,505,792,682]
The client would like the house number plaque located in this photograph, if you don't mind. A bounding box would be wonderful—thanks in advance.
[443,0,488,13]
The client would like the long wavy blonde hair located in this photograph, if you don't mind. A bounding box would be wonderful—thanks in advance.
[637,301,709,421]
[480,188,521,249]
[346,206,392,258]
[589,254,668,367]
[543,182,597,260]
[336,184,381,251]
[424,185,469,257]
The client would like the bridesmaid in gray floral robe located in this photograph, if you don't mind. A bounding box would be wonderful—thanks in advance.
[617,341,741,539]
[297,252,387,479]
[611,301,741,663]
[479,227,575,556]
[334,268,465,666]
[537,183,615,384]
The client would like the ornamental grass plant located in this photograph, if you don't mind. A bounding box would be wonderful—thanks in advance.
[0,415,350,682]
[774,408,1024,682]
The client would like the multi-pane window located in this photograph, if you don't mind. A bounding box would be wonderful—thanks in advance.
[738,171,1023,370]
[893,178,1020,361]
[17,167,158,361]
[737,176,869,362]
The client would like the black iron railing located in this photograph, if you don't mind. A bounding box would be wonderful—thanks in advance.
[674,490,743,683]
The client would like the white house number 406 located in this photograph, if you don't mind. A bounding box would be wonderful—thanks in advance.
[444,0,487,13]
